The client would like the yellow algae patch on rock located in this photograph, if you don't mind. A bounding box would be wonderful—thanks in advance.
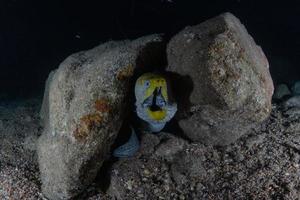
[116,64,134,81]
[74,113,103,141]
[94,99,111,113]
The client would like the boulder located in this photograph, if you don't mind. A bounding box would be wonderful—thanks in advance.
[283,96,300,110]
[167,12,274,145]
[292,81,300,96]
[273,84,291,100]
[37,34,164,199]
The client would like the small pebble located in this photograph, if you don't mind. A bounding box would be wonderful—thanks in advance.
[144,169,150,175]
[125,180,133,190]
[164,185,170,191]
[24,115,32,122]
[142,177,148,182]
[179,194,185,200]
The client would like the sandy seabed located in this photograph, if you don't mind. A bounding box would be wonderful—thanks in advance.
[0,98,299,200]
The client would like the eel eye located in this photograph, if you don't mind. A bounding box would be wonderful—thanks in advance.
[144,80,150,87]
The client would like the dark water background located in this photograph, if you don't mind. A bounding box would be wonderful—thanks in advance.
[0,0,299,99]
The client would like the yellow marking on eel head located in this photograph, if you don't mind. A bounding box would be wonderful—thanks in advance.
[147,108,167,121]
[136,73,168,102]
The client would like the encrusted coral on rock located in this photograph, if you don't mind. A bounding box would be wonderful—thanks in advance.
[37,34,164,199]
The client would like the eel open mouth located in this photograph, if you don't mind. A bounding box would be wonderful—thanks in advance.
[142,87,166,110]
[142,86,168,121]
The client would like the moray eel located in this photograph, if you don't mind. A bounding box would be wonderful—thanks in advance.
[113,73,177,158]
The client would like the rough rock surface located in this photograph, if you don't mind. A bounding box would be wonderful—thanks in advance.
[167,12,274,145]
[37,34,164,199]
